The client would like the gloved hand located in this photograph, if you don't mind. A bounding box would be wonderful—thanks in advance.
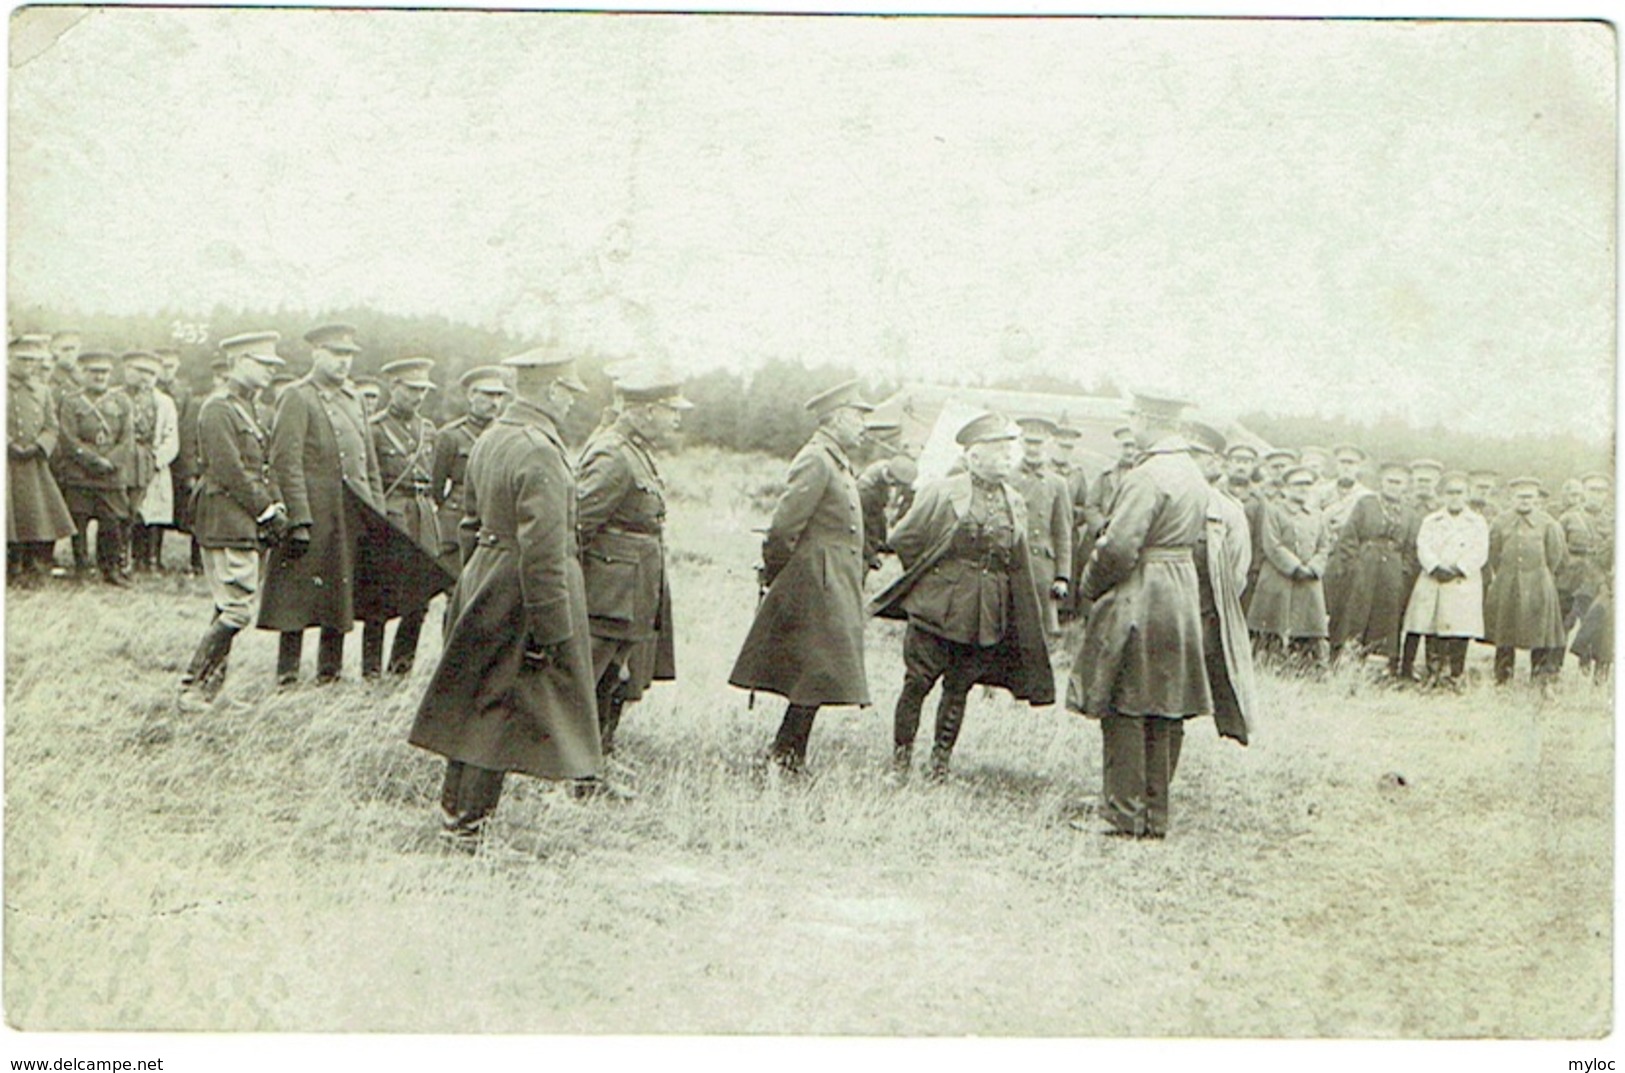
[1430,565,1456,582]
[8,442,42,461]
[1292,564,1314,581]
[89,455,118,476]
[1050,578,1070,601]
[262,510,292,542]
[522,639,571,670]
[283,525,312,560]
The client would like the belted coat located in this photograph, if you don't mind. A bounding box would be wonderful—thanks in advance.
[869,472,1054,704]
[409,399,601,781]
[1246,498,1331,640]
[1401,507,1490,638]
[192,387,280,550]
[1326,494,1419,657]
[729,428,870,707]
[1484,509,1568,650]
[1067,437,1212,719]
[7,375,74,543]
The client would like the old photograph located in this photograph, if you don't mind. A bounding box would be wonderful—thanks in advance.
[3,2,1615,1063]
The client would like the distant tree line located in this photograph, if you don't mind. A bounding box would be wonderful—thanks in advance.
[10,304,1610,479]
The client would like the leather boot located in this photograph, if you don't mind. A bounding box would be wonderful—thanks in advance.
[891,675,929,773]
[927,694,968,781]
[277,631,303,686]
[178,621,238,712]
[594,668,623,756]
[70,532,90,576]
[768,704,818,773]
[387,608,425,675]
[361,621,385,679]
[316,628,344,683]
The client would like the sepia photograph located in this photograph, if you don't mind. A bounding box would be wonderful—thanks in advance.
[2,1,1616,1067]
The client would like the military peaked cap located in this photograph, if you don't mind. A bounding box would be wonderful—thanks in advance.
[381,357,437,388]
[805,378,873,418]
[956,412,1017,446]
[304,323,361,353]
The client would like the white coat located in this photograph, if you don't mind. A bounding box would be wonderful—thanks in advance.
[1402,506,1489,638]
[137,391,180,525]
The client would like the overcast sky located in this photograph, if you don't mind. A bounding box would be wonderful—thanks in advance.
[8,9,1615,439]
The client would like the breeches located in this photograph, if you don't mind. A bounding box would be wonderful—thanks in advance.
[202,546,263,630]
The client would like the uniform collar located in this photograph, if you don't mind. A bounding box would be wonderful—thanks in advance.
[501,397,565,439]
[812,427,854,474]
[1140,433,1189,458]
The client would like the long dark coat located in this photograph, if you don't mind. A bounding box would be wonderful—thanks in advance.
[1484,509,1568,649]
[409,399,601,781]
[1326,494,1419,657]
[576,420,676,700]
[729,428,870,707]
[7,376,74,543]
[1247,499,1331,640]
[869,472,1054,705]
[1067,438,1212,719]
[430,414,489,578]
[1009,461,1073,635]
[257,378,385,632]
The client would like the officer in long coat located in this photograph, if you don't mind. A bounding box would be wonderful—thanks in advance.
[6,335,74,581]
[1401,472,1489,688]
[430,366,510,579]
[1051,422,1091,623]
[1327,461,1419,670]
[1067,393,1213,840]
[1484,477,1569,687]
[258,323,385,685]
[1556,481,1602,630]
[177,332,290,710]
[869,413,1054,780]
[1081,424,1140,548]
[576,362,689,760]
[729,379,872,774]
[1008,416,1073,638]
[1246,464,1331,666]
[361,357,443,678]
[56,350,135,585]
[409,347,602,850]
[1319,444,1375,542]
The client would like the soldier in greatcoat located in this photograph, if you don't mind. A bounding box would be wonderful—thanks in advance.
[1327,461,1419,671]
[1570,478,1613,682]
[1008,416,1072,639]
[1244,447,1296,616]
[1556,476,1604,631]
[430,366,511,579]
[257,323,385,685]
[1246,464,1331,667]
[1186,421,1256,748]
[1067,393,1213,840]
[361,357,443,678]
[1400,473,1489,689]
[869,413,1054,781]
[729,379,872,774]
[55,351,135,585]
[6,335,74,582]
[121,351,180,573]
[1319,444,1375,542]
[177,333,290,711]
[575,362,689,762]
[409,347,602,850]
[1051,422,1091,623]
[1484,477,1569,688]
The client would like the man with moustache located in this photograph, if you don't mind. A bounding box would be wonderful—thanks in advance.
[258,323,385,686]
[1328,461,1420,673]
[409,347,602,850]
[1007,416,1072,639]
[56,350,135,585]
[1247,464,1332,668]
[574,361,691,766]
[120,351,179,573]
[869,412,1054,781]
[177,332,290,711]
[1484,477,1569,691]
[47,330,82,404]
[729,379,872,775]
[1401,473,1489,690]
[431,365,511,580]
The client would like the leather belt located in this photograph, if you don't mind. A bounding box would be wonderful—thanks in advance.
[1142,547,1193,563]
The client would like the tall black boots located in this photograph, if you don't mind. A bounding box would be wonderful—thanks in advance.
[178,620,239,712]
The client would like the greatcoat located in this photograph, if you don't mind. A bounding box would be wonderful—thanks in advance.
[729,428,870,707]
[1401,507,1490,639]
[576,418,676,701]
[1246,498,1331,640]
[1326,494,1419,657]
[7,375,74,543]
[869,472,1055,705]
[1067,437,1212,719]
[1484,509,1568,650]
[257,377,385,632]
[409,398,601,781]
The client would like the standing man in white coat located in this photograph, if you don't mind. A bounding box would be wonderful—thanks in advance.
[121,351,180,572]
[1401,472,1489,689]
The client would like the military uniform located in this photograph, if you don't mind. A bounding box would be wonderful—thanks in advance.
[122,353,180,571]
[409,352,601,847]
[576,404,683,756]
[179,332,289,709]
[55,354,135,583]
[6,338,74,578]
[1485,487,1569,683]
[1401,504,1489,684]
[362,387,442,678]
[1326,492,1419,665]
[1246,471,1331,663]
[1009,454,1073,637]
[1068,404,1213,840]
[430,412,493,577]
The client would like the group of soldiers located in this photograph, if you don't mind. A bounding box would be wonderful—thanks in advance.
[5,325,1614,846]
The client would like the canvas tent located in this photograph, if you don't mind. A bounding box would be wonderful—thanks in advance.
[868,382,1269,485]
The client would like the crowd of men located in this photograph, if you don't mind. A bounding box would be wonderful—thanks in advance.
[4,326,1615,848]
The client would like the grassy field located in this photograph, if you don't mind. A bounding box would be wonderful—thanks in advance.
[2,447,1612,1038]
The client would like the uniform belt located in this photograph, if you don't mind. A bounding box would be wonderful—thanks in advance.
[476,530,518,550]
[392,479,433,495]
[948,549,1013,571]
[604,523,662,537]
[1141,547,1193,562]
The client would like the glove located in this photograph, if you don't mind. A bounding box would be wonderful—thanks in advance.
[1292,564,1314,581]
[283,526,312,560]
[1429,565,1456,582]
[89,455,118,476]
[522,639,571,670]
[262,510,292,542]
[1050,578,1070,601]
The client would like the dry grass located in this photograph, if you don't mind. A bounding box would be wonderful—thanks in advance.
[3,447,1612,1037]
